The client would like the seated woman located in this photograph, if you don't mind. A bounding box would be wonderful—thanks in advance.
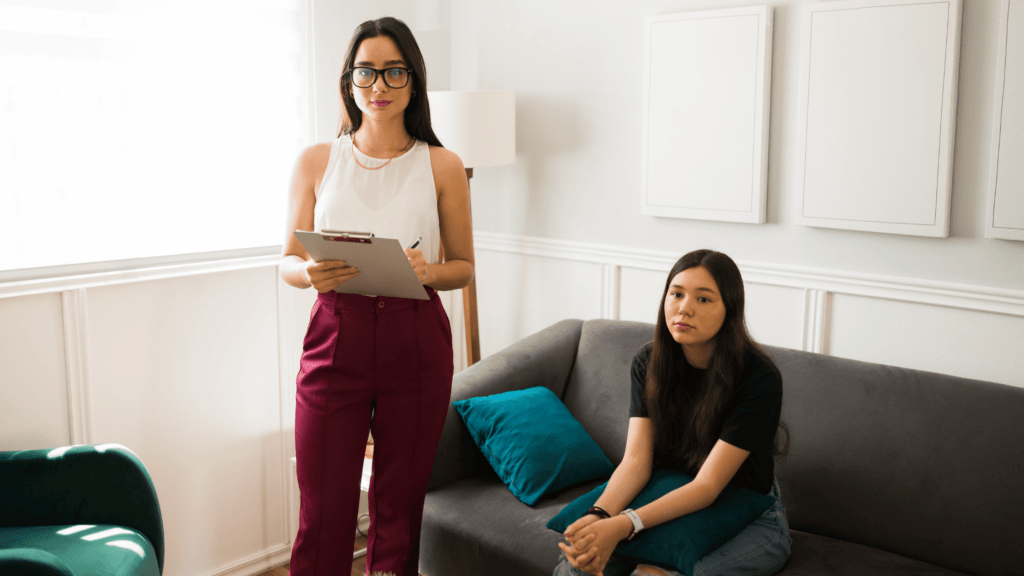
[554,249,791,576]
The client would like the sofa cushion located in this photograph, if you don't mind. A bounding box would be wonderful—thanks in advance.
[421,476,598,576]
[454,386,614,506]
[0,525,159,576]
[778,530,970,576]
[420,478,972,576]
[547,468,775,575]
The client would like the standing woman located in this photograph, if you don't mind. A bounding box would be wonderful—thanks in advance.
[280,17,473,576]
[555,250,790,576]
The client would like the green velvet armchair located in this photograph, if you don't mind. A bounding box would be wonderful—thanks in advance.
[0,444,164,576]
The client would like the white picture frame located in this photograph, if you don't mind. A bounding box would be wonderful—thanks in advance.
[986,0,1024,242]
[794,0,962,238]
[640,6,773,224]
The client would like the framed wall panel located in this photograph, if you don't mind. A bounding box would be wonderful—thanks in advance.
[795,0,962,237]
[987,0,1024,241]
[640,6,773,224]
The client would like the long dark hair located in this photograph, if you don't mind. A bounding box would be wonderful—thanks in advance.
[646,249,789,474]
[337,17,443,147]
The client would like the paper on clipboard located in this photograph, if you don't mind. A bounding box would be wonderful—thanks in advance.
[294,230,430,300]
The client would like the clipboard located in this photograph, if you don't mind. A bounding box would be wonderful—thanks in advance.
[294,230,430,300]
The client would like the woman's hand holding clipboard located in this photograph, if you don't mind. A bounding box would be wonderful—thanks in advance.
[303,258,361,293]
[294,230,430,300]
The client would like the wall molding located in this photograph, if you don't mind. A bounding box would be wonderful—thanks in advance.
[474,231,1024,318]
[274,278,297,549]
[0,255,281,300]
[601,263,621,320]
[61,289,91,445]
[801,289,831,354]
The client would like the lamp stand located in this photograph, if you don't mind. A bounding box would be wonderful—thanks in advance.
[462,168,481,366]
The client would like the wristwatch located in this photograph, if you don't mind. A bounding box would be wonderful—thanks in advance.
[620,508,644,541]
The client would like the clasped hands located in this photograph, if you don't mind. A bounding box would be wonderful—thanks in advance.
[303,247,429,293]
[558,513,633,576]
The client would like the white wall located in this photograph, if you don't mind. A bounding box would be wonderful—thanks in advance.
[456,0,1023,291]
[451,0,1024,386]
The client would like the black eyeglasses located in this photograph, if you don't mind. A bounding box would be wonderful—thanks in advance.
[350,67,413,89]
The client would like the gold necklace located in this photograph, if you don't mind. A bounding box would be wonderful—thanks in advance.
[351,133,414,170]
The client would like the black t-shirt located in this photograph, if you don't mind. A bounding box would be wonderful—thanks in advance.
[629,342,782,495]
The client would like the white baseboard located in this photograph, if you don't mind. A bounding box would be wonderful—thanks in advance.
[198,543,292,576]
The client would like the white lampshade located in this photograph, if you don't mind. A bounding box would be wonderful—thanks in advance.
[427,90,515,168]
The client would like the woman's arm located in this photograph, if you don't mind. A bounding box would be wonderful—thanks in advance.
[409,146,473,290]
[593,417,655,515]
[279,143,360,292]
[565,438,749,575]
[559,418,654,572]
[631,439,750,532]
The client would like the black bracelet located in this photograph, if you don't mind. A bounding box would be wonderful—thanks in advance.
[585,506,611,520]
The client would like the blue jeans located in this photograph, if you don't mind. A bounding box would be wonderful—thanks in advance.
[552,479,791,576]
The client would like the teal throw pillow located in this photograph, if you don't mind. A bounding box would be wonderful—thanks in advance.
[453,386,614,506]
[546,468,775,575]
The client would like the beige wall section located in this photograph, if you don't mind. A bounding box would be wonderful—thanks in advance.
[84,268,287,576]
[829,294,1024,385]
[0,292,69,451]
[618,267,664,326]
[475,250,603,359]
[744,284,806,352]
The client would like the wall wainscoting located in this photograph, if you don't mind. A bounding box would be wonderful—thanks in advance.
[61,288,92,445]
[473,231,1024,388]
[1,256,293,576]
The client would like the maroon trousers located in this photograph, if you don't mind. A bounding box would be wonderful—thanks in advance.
[290,288,453,576]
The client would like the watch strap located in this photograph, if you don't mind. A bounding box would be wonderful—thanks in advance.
[620,508,643,540]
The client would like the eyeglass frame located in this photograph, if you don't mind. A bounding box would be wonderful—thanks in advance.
[348,67,414,89]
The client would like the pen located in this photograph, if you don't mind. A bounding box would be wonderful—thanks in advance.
[407,237,422,250]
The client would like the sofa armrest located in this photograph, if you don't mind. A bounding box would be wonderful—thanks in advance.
[0,548,75,576]
[427,319,585,492]
[0,444,165,574]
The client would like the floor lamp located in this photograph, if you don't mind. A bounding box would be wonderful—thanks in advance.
[428,90,516,366]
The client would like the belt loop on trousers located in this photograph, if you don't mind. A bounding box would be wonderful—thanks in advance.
[327,290,340,314]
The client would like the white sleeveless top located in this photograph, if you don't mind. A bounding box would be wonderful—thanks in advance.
[314,134,440,264]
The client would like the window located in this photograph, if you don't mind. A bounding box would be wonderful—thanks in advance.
[0,0,311,278]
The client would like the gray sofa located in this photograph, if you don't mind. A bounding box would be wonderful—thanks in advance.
[420,319,1024,576]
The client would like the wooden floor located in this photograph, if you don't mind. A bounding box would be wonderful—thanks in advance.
[257,534,426,576]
